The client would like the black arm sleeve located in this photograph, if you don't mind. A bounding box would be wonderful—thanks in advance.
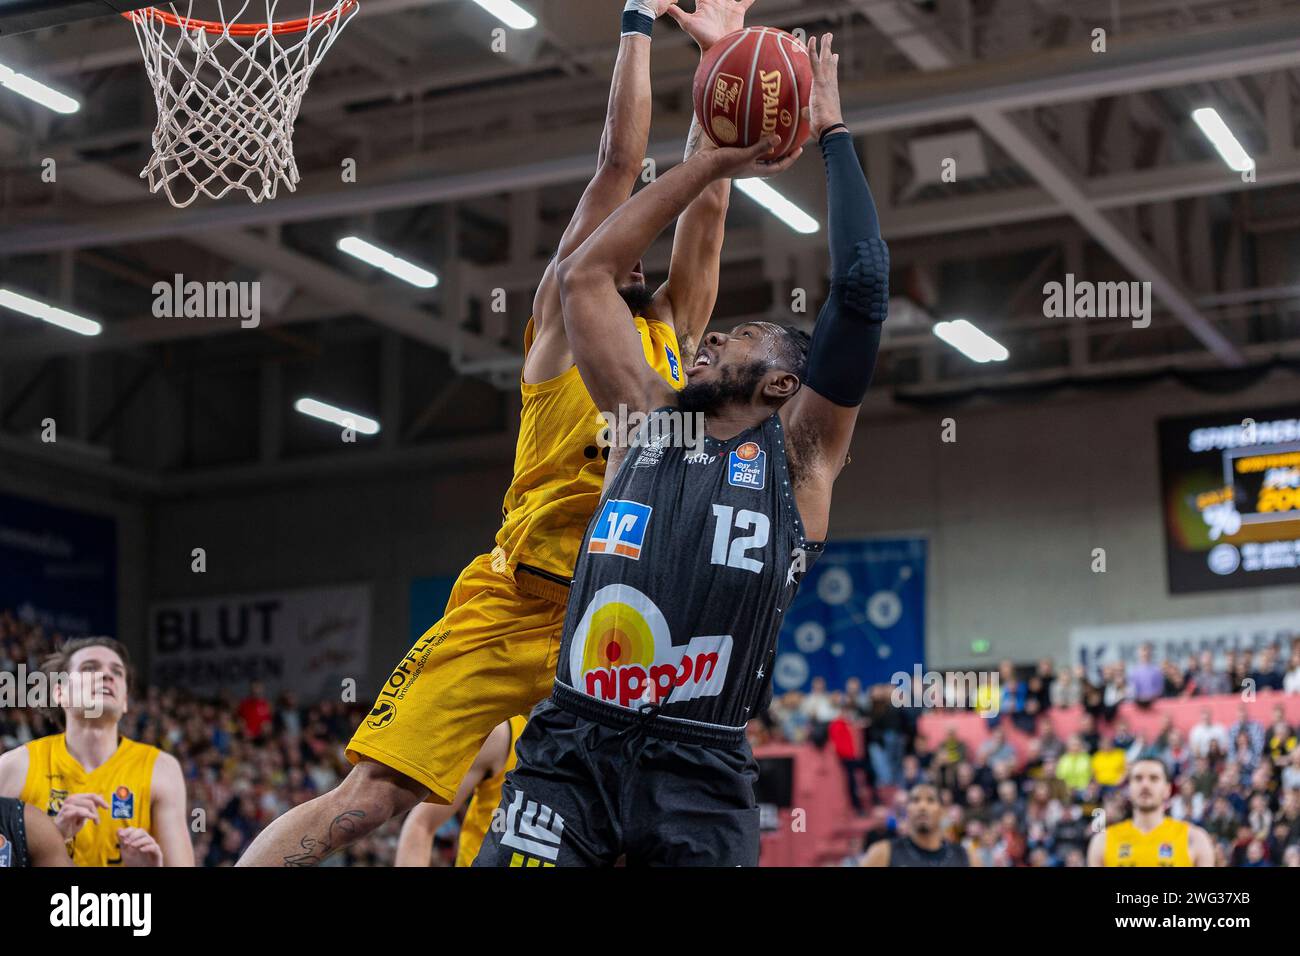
[802,131,890,408]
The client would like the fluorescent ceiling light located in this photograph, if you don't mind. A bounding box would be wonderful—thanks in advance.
[470,0,537,30]
[933,319,1008,363]
[735,179,819,234]
[0,62,80,114]
[1191,107,1254,173]
[294,398,381,435]
[337,237,439,289]
[0,288,101,336]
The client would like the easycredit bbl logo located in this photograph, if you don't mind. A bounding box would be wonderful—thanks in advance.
[571,584,732,709]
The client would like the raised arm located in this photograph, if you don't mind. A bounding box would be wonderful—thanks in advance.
[652,0,756,362]
[558,136,800,423]
[783,34,889,540]
[528,1,674,379]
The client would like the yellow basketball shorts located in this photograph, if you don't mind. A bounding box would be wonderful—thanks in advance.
[346,551,564,804]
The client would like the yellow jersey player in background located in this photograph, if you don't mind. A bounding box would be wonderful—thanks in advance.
[1088,757,1215,867]
[392,716,527,867]
[0,637,194,867]
[239,0,753,866]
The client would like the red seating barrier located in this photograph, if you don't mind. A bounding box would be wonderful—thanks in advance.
[916,690,1300,763]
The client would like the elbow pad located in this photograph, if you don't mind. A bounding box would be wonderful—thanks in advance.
[838,238,890,322]
[804,238,890,408]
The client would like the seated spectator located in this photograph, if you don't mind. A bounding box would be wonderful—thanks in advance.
[935,726,967,790]
[964,785,993,826]
[1016,681,1044,735]
[1036,658,1058,703]
[1228,703,1265,760]
[1169,777,1205,823]
[1230,729,1260,774]
[1162,658,1189,697]
[1188,650,1231,696]
[1267,706,1297,764]
[991,778,1023,821]
[237,681,273,740]
[843,676,867,716]
[1076,712,1100,754]
[1101,662,1127,722]
[1037,725,1065,762]
[1090,735,1126,790]
[1189,707,1230,758]
[828,706,867,816]
[1127,642,1164,708]
[1080,665,1107,723]
[1051,665,1082,710]
[1160,727,1193,779]
[1227,650,1251,696]
[978,727,1017,769]
[1250,646,1285,692]
[1056,734,1093,794]
[1283,644,1300,695]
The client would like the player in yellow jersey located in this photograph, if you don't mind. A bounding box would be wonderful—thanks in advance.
[0,637,194,866]
[1088,757,1215,867]
[392,716,526,867]
[239,0,754,866]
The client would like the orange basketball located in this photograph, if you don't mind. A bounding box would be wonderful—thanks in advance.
[693,27,812,157]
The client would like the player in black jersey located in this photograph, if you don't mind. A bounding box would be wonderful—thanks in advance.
[475,33,885,867]
[861,783,974,867]
[0,796,72,867]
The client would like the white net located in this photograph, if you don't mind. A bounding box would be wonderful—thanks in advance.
[126,1,359,208]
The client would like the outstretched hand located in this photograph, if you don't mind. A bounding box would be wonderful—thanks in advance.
[806,32,844,140]
[666,0,755,52]
[713,134,802,178]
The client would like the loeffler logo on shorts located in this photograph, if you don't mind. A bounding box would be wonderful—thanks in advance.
[570,584,732,709]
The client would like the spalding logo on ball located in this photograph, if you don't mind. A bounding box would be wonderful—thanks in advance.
[693,26,812,157]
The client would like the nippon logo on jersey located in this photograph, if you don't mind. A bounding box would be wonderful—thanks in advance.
[728,441,766,490]
[111,786,135,820]
[588,499,653,559]
[0,833,10,868]
[570,583,733,709]
[665,345,681,381]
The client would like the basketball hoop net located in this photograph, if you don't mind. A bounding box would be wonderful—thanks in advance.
[125,1,359,208]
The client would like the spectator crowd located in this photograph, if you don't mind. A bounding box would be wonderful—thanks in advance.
[750,641,1300,866]
[5,605,1299,867]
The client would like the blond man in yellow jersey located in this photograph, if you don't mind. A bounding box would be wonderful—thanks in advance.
[239,0,753,866]
[0,638,193,867]
[1088,757,1215,867]
[393,716,527,867]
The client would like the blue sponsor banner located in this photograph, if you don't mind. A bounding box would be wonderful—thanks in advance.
[0,492,116,636]
[408,575,456,644]
[773,537,925,692]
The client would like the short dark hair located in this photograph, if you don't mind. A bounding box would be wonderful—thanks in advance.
[1130,755,1170,782]
[775,325,810,379]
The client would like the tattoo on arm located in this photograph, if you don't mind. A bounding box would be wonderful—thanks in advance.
[282,810,366,867]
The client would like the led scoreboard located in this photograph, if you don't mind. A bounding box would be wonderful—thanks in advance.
[1158,403,1300,593]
